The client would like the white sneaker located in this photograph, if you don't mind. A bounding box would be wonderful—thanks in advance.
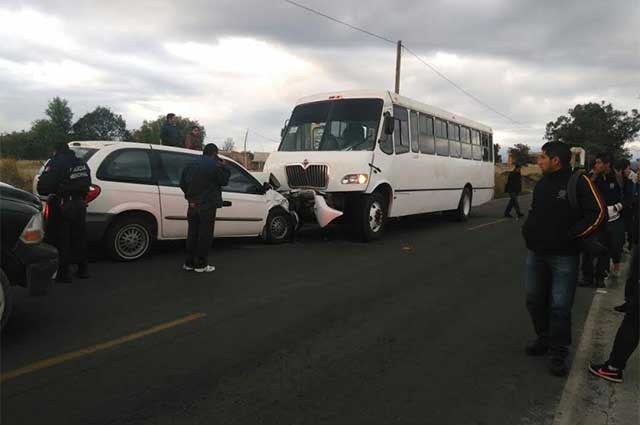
[182,264,194,271]
[194,265,216,273]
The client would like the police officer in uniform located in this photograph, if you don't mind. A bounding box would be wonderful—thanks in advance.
[38,142,92,283]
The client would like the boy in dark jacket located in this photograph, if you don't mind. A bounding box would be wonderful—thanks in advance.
[522,142,605,377]
[504,164,524,218]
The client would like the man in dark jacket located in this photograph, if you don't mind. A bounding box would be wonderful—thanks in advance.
[504,164,524,218]
[160,113,179,146]
[37,142,92,283]
[180,143,230,273]
[522,142,605,377]
[593,153,625,278]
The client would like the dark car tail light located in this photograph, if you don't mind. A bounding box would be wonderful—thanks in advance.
[86,184,101,204]
[43,201,50,220]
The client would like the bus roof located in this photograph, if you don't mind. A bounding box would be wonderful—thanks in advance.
[295,90,493,134]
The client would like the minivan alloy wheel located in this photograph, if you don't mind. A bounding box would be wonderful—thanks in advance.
[114,224,150,259]
[269,215,289,240]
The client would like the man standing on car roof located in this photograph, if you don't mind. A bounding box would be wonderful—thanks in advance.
[160,113,180,147]
[37,141,92,283]
[180,143,230,273]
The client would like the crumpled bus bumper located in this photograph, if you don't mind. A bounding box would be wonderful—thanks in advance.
[283,190,345,228]
[313,194,343,227]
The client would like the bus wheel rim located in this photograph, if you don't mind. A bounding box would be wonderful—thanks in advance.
[369,201,383,233]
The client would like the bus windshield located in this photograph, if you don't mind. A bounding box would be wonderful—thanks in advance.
[279,98,383,152]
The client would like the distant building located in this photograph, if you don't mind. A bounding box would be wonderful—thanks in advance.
[250,152,270,171]
[220,151,270,171]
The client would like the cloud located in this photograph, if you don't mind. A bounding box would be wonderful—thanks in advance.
[0,0,638,153]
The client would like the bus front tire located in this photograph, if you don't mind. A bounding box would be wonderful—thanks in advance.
[358,193,387,242]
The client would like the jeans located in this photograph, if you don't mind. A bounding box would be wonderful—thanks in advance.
[504,193,522,217]
[608,246,639,369]
[186,206,217,268]
[525,251,579,356]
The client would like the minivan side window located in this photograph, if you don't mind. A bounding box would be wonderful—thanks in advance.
[223,162,261,194]
[97,149,154,184]
[157,151,198,187]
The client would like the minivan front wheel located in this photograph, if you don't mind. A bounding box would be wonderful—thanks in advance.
[264,208,293,243]
[105,216,153,261]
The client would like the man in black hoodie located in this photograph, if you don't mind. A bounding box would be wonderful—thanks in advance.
[522,142,605,376]
[504,164,524,218]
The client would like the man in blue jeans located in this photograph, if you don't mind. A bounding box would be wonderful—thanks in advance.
[522,142,605,376]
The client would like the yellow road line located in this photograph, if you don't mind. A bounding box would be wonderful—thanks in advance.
[1,312,206,383]
[467,218,510,230]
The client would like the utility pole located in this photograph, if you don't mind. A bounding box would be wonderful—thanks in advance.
[243,128,249,168]
[394,40,402,94]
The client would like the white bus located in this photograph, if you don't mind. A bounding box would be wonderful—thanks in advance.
[263,90,495,241]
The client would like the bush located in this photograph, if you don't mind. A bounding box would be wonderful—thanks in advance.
[0,158,42,191]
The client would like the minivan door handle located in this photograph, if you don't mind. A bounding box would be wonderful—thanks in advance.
[222,201,232,207]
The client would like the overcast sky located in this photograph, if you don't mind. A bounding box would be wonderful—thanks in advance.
[0,0,638,155]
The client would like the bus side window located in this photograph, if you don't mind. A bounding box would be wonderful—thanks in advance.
[472,129,482,161]
[418,114,435,155]
[448,122,461,158]
[409,110,419,153]
[435,118,449,156]
[481,132,490,161]
[489,133,494,162]
[393,105,410,155]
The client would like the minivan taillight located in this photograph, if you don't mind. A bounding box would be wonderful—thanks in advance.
[20,212,44,244]
[86,184,101,204]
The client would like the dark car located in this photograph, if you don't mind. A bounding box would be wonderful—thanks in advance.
[0,182,58,330]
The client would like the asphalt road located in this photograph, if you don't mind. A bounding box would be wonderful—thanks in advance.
[1,196,594,424]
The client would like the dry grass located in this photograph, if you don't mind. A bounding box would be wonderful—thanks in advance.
[0,158,42,191]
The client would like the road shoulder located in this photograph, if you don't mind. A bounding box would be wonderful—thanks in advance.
[554,250,639,425]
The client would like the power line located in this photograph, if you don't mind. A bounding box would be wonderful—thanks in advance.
[283,0,396,45]
[402,45,524,126]
[282,0,524,127]
[251,131,280,144]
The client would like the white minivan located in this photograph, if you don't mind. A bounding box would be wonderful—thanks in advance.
[34,142,295,261]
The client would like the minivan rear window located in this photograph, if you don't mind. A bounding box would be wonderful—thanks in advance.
[71,147,98,161]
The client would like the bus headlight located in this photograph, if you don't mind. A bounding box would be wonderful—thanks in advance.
[341,174,369,185]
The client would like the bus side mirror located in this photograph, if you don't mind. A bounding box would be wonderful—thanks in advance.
[280,119,289,138]
[383,113,394,135]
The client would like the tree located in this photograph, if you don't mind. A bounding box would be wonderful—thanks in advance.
[222,137,235,151]
[508,143,531,166]
[131,115,205,145]
[46,97,73,134]
[493,143,502,163]
[72,106,128,141]
[545,101,640,160]
[0,130,32,158]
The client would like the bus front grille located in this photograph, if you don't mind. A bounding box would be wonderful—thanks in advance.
[285,164,328,189]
